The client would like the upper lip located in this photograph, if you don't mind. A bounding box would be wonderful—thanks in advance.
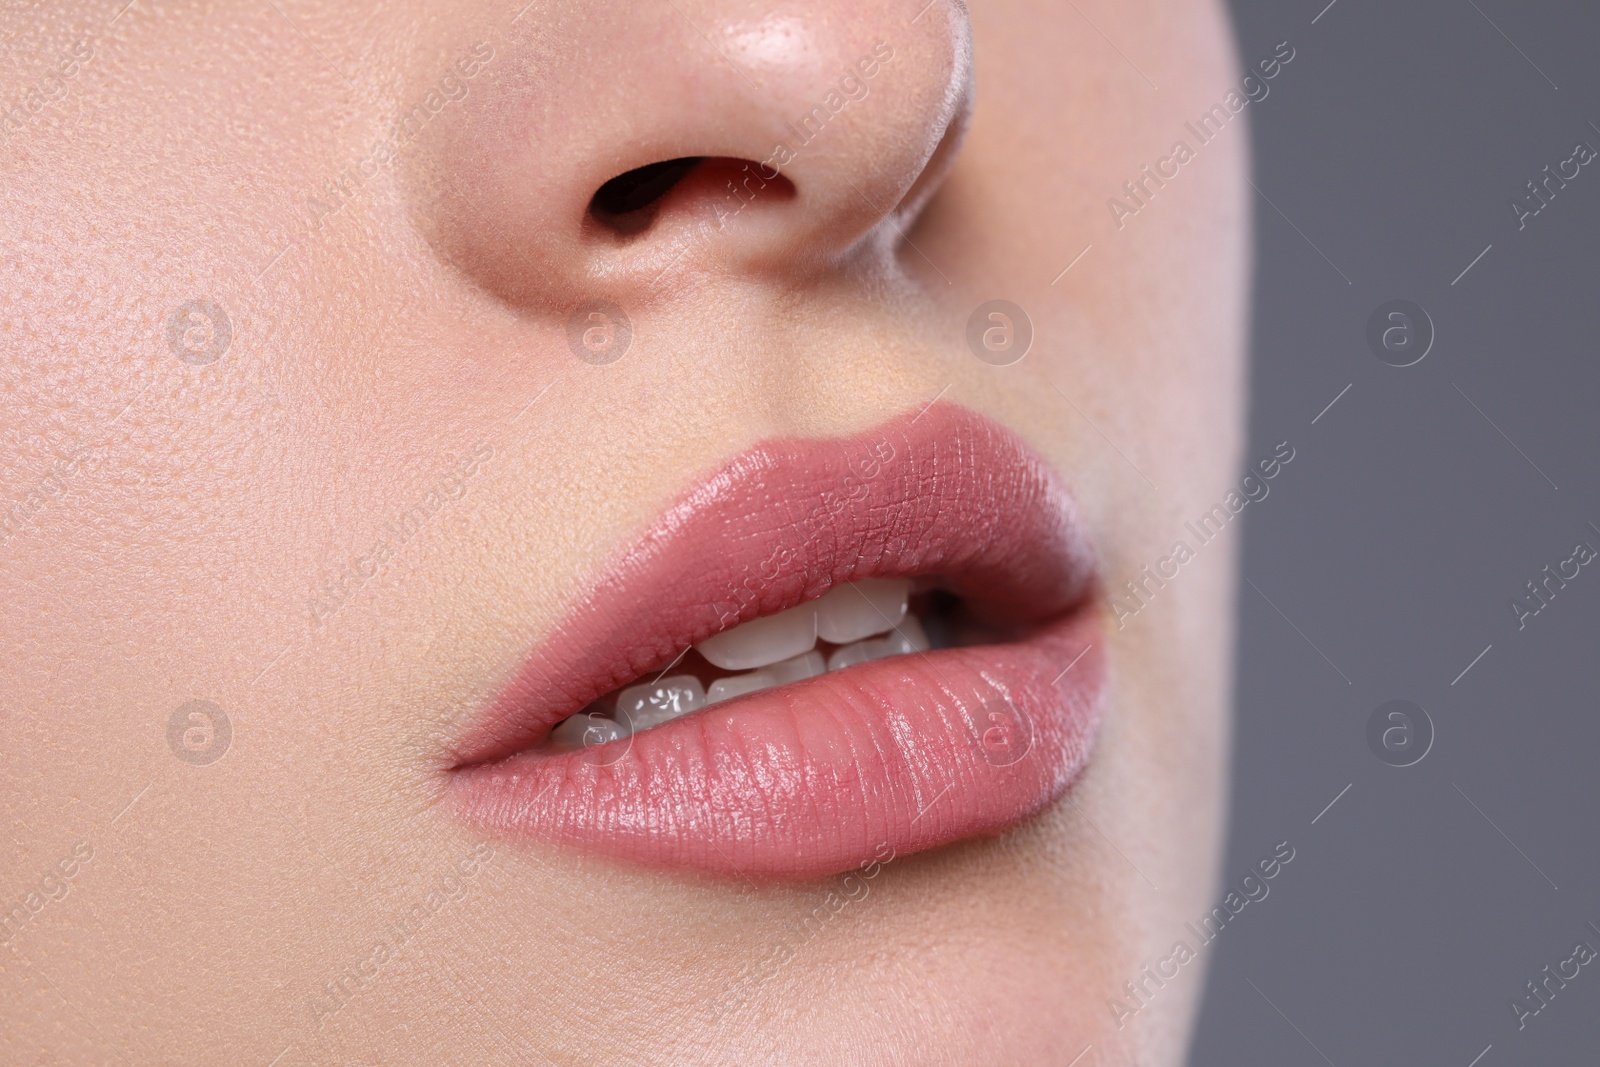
[447,401,1106,880]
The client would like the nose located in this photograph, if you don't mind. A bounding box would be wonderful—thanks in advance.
[414,1,971,309]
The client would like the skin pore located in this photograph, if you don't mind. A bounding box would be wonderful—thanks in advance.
[0,1,1247,1064]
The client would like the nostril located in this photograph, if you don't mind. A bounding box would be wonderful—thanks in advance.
[586,156,798,240]
[589,157,706,234]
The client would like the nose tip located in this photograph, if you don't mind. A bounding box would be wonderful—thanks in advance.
[413,1,972,308]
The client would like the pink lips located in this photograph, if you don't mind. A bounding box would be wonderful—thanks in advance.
[447,403,1106,881]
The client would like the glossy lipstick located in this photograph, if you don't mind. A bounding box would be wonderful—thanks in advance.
[448,403,1105,880]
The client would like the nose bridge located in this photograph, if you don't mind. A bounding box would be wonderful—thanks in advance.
[411,0,971,311]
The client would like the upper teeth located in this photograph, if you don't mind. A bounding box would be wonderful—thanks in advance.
[616,674,706,732]
[825,616,928,672]
[696,578,909,669]
[705,648,825,706]
[549,579,930,750]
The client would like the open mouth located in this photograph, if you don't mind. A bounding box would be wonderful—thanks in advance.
[448,403,1106,881]
[549,579,1010,750]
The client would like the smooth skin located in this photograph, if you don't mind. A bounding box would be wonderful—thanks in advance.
[0,1,1247,1063]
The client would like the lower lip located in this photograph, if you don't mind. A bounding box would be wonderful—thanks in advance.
[448,405,1106,881]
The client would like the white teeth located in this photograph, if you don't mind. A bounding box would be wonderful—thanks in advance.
[696,579,910,668]
[826,614,930,672]
[768,650,825,684]
[554,583,938,747]
[705,670,777,706]
[815,578,910,644]
[896,614,931,653]
[696,599,818,670]
[615,675,705,732]
[703,651,823,707]
[549,712,627,750]
[824,640,874,673]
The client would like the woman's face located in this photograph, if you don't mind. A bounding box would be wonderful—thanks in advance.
[1,1,1247,1063]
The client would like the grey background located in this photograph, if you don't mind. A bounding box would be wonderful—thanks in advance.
[1191,1,1600,1064]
